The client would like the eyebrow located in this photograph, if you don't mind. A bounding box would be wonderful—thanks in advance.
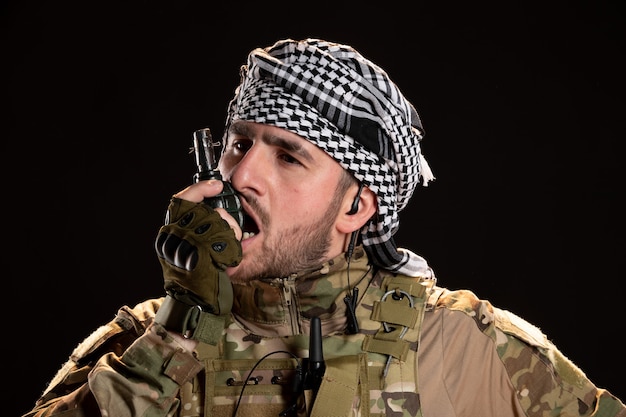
[230,121,314,162]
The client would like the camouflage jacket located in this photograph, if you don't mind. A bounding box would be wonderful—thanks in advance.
[24,247,626,417]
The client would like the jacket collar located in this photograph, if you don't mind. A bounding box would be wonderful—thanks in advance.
[230,246,373,337]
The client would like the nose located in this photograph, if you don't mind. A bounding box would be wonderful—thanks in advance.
[224,144,267,196]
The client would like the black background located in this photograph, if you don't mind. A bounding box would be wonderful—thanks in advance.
[4,1,625,415]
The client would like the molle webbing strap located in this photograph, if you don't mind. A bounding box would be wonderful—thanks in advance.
[381,275,431,299]
[363,276,433,361]
[363,331,410,361]
[372,299,419,328]
[154,295,226,345]
[310,354,369,417]
[179,342,220,417]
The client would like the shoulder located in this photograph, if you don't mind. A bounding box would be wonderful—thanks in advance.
[435,290,551,349]
[73,297,164,361]
[39,297,165,401]
[434,288,549,348]
[430,288,609,414]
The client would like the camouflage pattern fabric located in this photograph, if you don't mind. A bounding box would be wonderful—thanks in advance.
[23,248,626,417]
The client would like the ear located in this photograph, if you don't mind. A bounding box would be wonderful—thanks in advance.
[336,185,377,234]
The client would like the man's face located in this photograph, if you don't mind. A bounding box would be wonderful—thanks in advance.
[218,120,349,283]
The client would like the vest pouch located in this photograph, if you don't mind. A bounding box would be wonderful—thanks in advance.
[309,354,369,417]
[203,357,306,417]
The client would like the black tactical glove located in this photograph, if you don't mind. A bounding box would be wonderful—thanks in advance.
[154,197,242,316]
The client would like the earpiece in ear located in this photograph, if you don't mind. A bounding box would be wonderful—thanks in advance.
[347,183,365,215]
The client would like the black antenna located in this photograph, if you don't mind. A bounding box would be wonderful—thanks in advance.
[307,316,325,395]
[280,317,326,416]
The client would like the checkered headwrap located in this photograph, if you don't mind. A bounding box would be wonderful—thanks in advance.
[223,38,435,277]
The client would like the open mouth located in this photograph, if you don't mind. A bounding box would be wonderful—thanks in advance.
[241,211,259,240]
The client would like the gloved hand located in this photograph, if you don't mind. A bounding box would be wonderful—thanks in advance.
[154,197,242,315]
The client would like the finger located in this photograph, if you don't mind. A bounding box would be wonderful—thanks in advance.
[215,207,243,241]
[174,180,224,203]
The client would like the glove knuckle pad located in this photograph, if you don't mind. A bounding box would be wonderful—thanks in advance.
[156,197,241,314]
[173,239,198,271]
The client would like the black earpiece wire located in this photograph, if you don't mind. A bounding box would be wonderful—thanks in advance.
[344,183,365,334]
[232,350,301,417]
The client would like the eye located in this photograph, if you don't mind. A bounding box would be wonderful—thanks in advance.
[278,152,302,165]
[231,139,252,155]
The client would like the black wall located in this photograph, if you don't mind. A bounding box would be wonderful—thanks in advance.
[5,1,624,415]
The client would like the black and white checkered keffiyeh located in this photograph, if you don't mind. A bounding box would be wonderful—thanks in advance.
[223,38,435,277]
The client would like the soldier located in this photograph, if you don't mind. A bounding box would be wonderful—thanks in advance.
[23,38,626,417]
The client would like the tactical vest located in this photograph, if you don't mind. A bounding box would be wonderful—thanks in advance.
[182,274,443,417]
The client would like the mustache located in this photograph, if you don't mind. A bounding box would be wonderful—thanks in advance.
[239,192,269,230]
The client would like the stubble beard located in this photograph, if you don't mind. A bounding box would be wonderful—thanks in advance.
[228,195,344,283]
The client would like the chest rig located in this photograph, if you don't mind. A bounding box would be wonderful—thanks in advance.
[181,273,441,417]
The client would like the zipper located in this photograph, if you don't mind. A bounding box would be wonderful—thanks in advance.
[281,276,300,335]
